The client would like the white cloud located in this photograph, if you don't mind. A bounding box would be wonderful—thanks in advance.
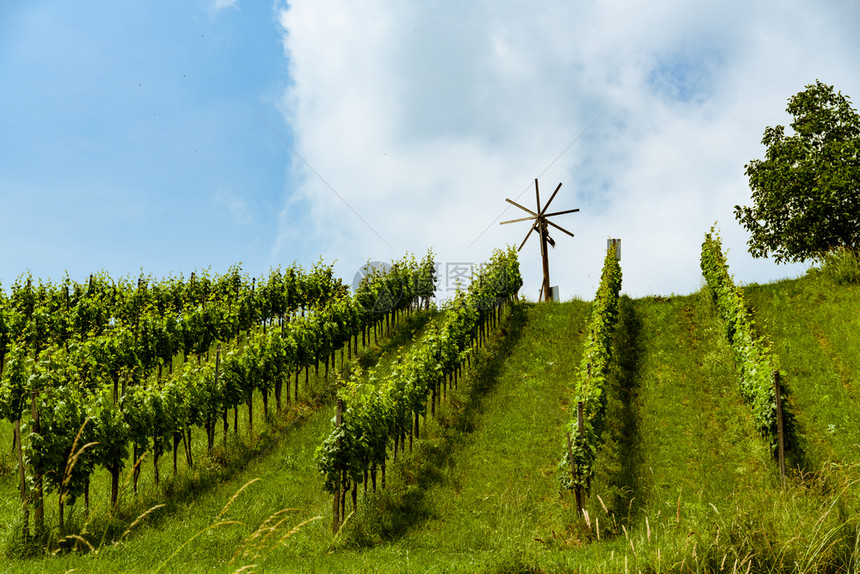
[211,0,238,12]
[215,189,252,224]
[275,0,860,298]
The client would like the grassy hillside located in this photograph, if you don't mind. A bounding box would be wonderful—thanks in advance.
[2,271,859,572]
[745,275,860,469]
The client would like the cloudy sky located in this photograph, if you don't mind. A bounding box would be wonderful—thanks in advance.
[2,1,858,299]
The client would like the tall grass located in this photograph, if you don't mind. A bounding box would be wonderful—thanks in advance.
[819,247,860,285]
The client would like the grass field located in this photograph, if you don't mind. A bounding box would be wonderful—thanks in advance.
[2,270,860,572]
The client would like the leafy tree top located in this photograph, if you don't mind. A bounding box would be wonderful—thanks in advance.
[735,80,860,263]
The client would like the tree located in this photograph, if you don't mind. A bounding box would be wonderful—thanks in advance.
[735,80,860,263]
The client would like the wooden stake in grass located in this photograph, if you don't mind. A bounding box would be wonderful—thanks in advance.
[575,401,585,515]
[332,399,343,533]
[773,370,786,485]
[15,419,29,540]
[31,390,44,536]
[211,345,221,452]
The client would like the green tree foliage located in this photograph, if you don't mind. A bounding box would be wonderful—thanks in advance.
[736,80,860,263]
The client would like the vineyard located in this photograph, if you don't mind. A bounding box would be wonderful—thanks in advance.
[1,242,859,572]
[0,252,436,544]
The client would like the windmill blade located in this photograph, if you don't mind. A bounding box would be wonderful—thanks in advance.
[547,233,556,248]
[500,215,536,225]
[505,198,538,217]
[518,225,536,251]
[534,178,542,213]
[547,219,575,238]
[543,207,580,218]
[540,182,564,215]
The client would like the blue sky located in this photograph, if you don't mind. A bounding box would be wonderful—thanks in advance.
[1,1,301,284]
[2,1,859,298]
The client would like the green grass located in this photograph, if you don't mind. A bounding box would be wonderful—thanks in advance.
[2,271,860,572]
[744,275,860,468]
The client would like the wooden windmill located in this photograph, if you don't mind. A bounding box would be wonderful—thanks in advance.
[501,178,579,302]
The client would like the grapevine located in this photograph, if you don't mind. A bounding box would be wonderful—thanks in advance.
[316,247,521,530]
[700,228,797,454]
[558,244,622,506]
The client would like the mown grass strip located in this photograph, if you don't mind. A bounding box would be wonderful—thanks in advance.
[744,273,860,467]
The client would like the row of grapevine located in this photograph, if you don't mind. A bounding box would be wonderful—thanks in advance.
[316,246,523,531]
[0,252,438,542]
[354,253,437,316]
[700,229,796,455]
[0,261,343,366]
[558,244,622,511]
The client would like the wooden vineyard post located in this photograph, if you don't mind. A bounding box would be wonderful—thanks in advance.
[214,345,221,451]
[773,370,786,485]
[15,419,29,540]
[332,398,343,533]
[30,390,44,535]
[575,401,585,515]
[566,432,578,513]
